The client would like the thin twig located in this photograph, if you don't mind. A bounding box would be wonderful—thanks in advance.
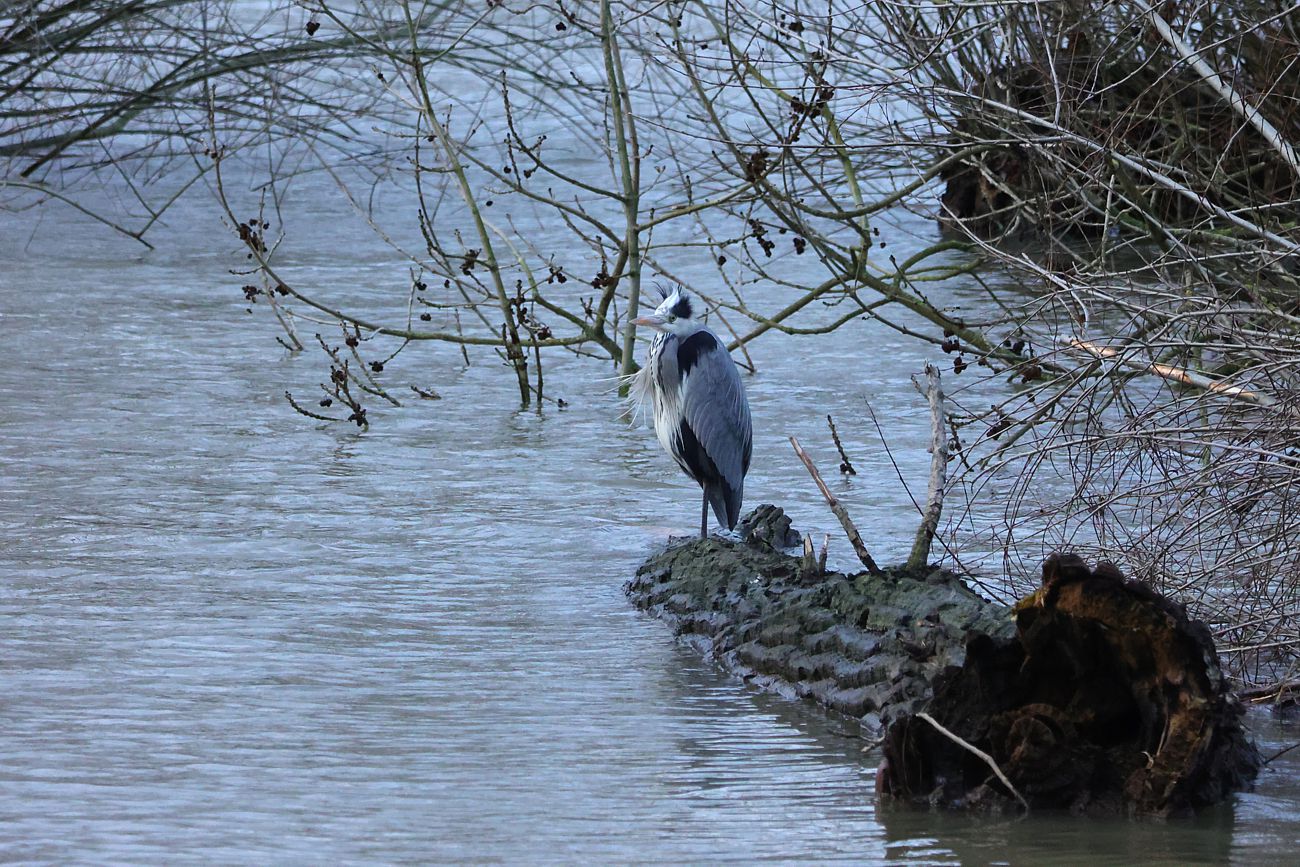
[827,414,857,475]
[789,435,883,575]
[1060,338,1278,409]
[284,390,340,422]
[1239,679,1300,702]
[410,384,442,400]
[1263,742,1300,766]
[917,712,1029,812]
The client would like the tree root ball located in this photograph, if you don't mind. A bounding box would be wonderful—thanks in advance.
[878,554,1261,816]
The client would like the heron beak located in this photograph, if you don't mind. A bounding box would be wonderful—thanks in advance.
[631,314,665,330]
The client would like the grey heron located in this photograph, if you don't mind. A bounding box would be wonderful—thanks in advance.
[629,287,752,538]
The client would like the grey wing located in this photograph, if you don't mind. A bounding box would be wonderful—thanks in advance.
[678,330,752,494]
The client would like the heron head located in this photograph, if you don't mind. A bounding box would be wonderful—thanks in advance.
[631,287,697,334]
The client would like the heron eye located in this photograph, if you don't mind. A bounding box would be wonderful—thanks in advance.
[667,315,677,323]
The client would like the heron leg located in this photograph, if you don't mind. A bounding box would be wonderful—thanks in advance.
[700,483,709,539]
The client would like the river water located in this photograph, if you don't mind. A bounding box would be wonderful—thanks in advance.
[3,168,1299,862]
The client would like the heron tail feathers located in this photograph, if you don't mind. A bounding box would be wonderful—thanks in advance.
[707,479,743,530]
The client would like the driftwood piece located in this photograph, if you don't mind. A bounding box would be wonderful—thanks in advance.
[627,507,1260,816]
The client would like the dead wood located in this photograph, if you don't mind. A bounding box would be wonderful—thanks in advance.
[627,508,1261,816]
[789,437,883,575]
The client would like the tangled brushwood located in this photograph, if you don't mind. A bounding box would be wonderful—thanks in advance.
[884,0,1300,691]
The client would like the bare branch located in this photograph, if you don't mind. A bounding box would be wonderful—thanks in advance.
[789,435,883,575]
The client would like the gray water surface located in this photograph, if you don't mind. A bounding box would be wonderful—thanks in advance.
[2,194,1298,863]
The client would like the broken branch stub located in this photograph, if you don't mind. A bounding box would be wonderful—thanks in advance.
[906,364,947,571]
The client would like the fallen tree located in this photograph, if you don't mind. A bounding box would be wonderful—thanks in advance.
[626,505,1261,816]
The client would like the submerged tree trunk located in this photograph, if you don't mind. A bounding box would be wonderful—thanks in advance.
[625,506,1260,816]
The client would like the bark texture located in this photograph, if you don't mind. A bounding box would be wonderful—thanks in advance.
[626,506,1260,816]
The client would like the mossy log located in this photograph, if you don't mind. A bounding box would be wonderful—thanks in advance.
[626,506,1260,816]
